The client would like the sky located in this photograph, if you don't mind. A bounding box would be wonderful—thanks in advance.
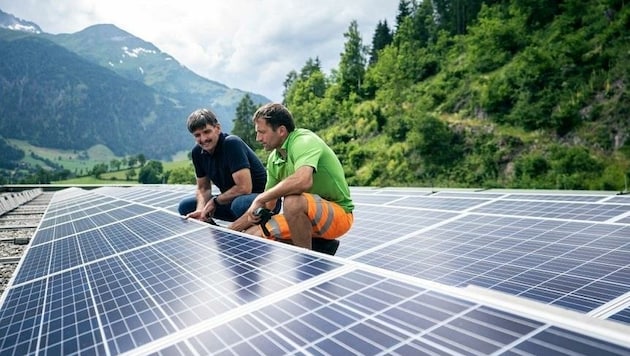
[0,0,400,102]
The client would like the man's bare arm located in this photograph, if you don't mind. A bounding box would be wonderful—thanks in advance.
[254,166,313,207]
[214,168,252,205]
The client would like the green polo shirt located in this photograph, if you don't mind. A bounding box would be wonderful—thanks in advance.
[266,128,354,213]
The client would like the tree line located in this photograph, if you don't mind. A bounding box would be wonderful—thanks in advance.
[269,0,629,190]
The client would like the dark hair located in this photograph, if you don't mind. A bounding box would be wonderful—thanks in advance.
[252,103,295,132]
[186,109,220,133]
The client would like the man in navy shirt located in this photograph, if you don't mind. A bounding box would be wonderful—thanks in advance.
[179,108,267,230]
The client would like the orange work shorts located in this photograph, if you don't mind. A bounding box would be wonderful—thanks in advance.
[262,193,353,240]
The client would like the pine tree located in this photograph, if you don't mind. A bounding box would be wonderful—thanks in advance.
[231,94,258,149]
[369,20,393,65]
[395,0,413,33]
[282,70,298,103]
[337,20,367,99]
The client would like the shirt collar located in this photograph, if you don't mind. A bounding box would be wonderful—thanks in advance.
[273,131,294,164]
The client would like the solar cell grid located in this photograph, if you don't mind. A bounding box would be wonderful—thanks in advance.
[355,214,630,314]
[45,195,112,217]
[38,211,78,230]
[125,190,176,204]
[471,199,630,222]
[120,243,242,328]
[371,188,434,196]
[0,278,46,355]
[335,206,458,258]
[606,195,630,204]
[12,243,52,284]
[109,188,159,200]
[136,191,183,204]
[150,269,630,355]
[433,191,506,199]
[76,229,116,263]
[99,221,147,253]
[350,193,410,205]
[86,256,178,355]
[40,199,129,230]
[47,191,96,206]
[609,307,630,324]
[394,196,491,210]
[31,228,55,245]
[40,269,106,355]
[50,236,81,274]
[2,186,630,355]
[509,326,630,355]
[504,193,611,202]
[105,204,154,220]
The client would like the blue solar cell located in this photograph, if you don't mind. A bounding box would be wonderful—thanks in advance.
[609,307,630,325]
[121,214,182,243]
[46,196,110,216]
[107,204,154,220]
[31,227,55,245]
[355,214,630,314]
[162,270,587,355]
[150,341,194,355]
[434,191,506,199]
[3,186,630,355]
[39,269,106,355]
[396,196,490,210]
[511,326,630,355]
[471,200,629,222]
[99,222,147,252]
[50,236,81,274]
[336,206,458,258]
[505,193,609,202]
[13,243,52,284]
[0,279,46,355]
[127,261,234,326]
[77,229,116,263]
[85,257,177,355]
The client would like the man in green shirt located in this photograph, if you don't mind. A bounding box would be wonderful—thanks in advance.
[243,103,354,252]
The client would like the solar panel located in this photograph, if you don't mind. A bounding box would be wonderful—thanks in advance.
[354,213,630,313]
[470,199,629,222]
[609,307,630,324]
[1,186,629,355]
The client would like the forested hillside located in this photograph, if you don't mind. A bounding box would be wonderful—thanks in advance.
[281,0,629,190]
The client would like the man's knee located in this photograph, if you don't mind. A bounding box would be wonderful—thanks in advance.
[231,194,257,217]
[178,196,197,215]
[282,194,307,215]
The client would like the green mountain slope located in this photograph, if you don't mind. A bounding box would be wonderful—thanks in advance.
[48,24,269,132]
[283,0,630,191]
[0,30,190,158]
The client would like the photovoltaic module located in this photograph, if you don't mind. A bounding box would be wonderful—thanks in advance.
[1,186,629,355]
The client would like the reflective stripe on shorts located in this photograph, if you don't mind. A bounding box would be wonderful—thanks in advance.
[263,193,353,240]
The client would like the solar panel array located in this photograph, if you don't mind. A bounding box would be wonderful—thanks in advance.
[1,185,629,355]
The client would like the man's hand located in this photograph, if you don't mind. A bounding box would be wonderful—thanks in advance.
[245,199,267,225]
[184,199,216,222]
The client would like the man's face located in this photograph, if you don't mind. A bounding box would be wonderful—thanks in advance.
[254,118,284,151]
[192,123,221,153]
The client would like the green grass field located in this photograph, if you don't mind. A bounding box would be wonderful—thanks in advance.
[6,140,194,184]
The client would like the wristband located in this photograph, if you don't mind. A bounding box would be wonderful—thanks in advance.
[212,195,221,206]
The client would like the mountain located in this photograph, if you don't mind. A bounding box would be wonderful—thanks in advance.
[0,9,41,33]
[48,24,269,130]
[0,28,187,158]
[0,10,269,161]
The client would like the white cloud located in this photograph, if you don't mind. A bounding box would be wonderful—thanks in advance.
[0,0,399,102]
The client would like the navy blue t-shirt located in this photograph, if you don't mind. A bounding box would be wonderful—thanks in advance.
[191,133,266,193]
